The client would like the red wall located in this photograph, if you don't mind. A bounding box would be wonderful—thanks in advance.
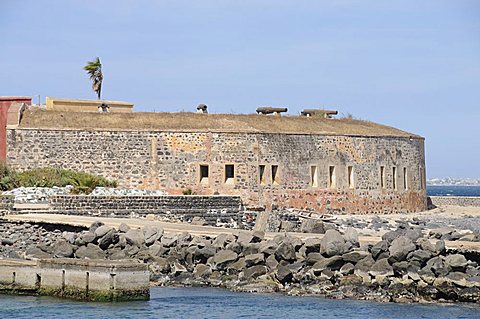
[0,97,32,161]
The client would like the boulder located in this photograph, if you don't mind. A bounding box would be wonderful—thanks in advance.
[118,223,130,233]
[25,247,51,259]
[444,254,468,271]
[406,249,432,265]
[243,265,268,279]
[98,229,116,250]
[300,219,325,234]
[369,258,394,277]
[89,221,104,233]
[320,229,347,257]
[370,240,389,260]
[306,252,324,265]
[342,250,371,263]
[125,229,144,247]
[75,243,105,259]
[303,238,322,254]
[388,236,416,263]
[426,256,450,277]
[53,240,74,258]
[245,253,265,267]
[193,264,211,278]
[265,255,279,270]
[276,265,293,284]
[237,232,254,246]
[354,255,375,272]
[312,256,343,273]
[229,258,247,272]
[213,250,238,268]
[275,241,296,261]
[81,232,96,244]
[94,225,113,238]
[340,263,355,276]
[143,225,164,246]
[161,235,178,247]
[343,227,359,247]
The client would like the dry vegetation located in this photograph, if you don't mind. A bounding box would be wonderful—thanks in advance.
[19,109,420,138]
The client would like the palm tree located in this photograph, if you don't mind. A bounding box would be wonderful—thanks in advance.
[83,57,103,99]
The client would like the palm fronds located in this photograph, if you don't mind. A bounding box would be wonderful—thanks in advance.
[83,57,103,99]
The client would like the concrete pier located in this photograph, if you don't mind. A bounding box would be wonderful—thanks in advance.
[0,258,149,301]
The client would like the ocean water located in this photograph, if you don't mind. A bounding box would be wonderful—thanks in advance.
[427,185,480,197]
[0,287,479,319]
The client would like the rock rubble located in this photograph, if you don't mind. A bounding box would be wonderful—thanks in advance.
[1,221,480,303]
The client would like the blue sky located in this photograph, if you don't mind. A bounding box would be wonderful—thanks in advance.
[1,0,479,178]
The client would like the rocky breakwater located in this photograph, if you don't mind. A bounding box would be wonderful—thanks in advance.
[4,222,480,303]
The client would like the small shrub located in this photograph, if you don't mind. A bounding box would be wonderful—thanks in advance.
[0,165,117,194]
[182,188,196,195]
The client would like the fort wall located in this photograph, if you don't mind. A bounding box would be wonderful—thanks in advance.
[6,127,427,214]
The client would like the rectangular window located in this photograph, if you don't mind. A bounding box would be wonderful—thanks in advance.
[225,164,235,184]
[259,165,266,185]
[403,167,408,190]
[348,166,354,188]
[199,165,209,185]
[329,166,336,188]
[380,166,385,189]
[392,167,397,190]
[310,165,318,187]
[271,165,280,185]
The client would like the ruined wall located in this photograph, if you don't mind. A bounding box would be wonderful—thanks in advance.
[49,195,242,225]
[6,128,427,214]
[428,196,480,208]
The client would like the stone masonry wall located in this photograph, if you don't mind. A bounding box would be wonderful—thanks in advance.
[49,195,242,225]
[428,196,480,208]
[6,128,427,214]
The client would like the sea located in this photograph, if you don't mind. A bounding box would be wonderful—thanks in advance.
[0,287,479,319]
[427,185,480,197]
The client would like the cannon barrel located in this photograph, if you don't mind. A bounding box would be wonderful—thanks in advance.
[256,107,288,115]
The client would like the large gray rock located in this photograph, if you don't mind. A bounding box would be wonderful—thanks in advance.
[143,225,164,246]
[343,228,359,247]
[300,219,325,234]
[275,241,296,261]
[426,256,450,277]
[354,255,376,272]
[125,229,144,247]
[342,250,371,263]
[245,253,265,267]
[94,225,113,238]
[53,240,74,258]
[371,240,389,259]
[276,265,293,284]
[303,238,322,254]
[81,232,96,244]
[75,243,105,259]
[243,265,268,279]
[306,252,324,265]
[320,229,346,257]
[369,258,394,277]
[118,223,130,233]
[213,250,238,268]
[98,228,116,250]
[193,264,211,278]
[312,256,343,273]
[388,236,416,263]
[444,254,468,271]
[407,249,432,264]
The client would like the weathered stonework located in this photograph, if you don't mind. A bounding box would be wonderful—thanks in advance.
[48,195,242,225]
[6,123,427,214]
[428,196,480,208]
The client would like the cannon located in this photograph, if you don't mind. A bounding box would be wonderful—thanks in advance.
[256,107,288,115]
[300,109,337,118]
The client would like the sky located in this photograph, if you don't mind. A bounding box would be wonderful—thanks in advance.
[1,0,479,178]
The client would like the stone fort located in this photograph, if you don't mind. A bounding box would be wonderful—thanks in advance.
[0,97,427,214]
